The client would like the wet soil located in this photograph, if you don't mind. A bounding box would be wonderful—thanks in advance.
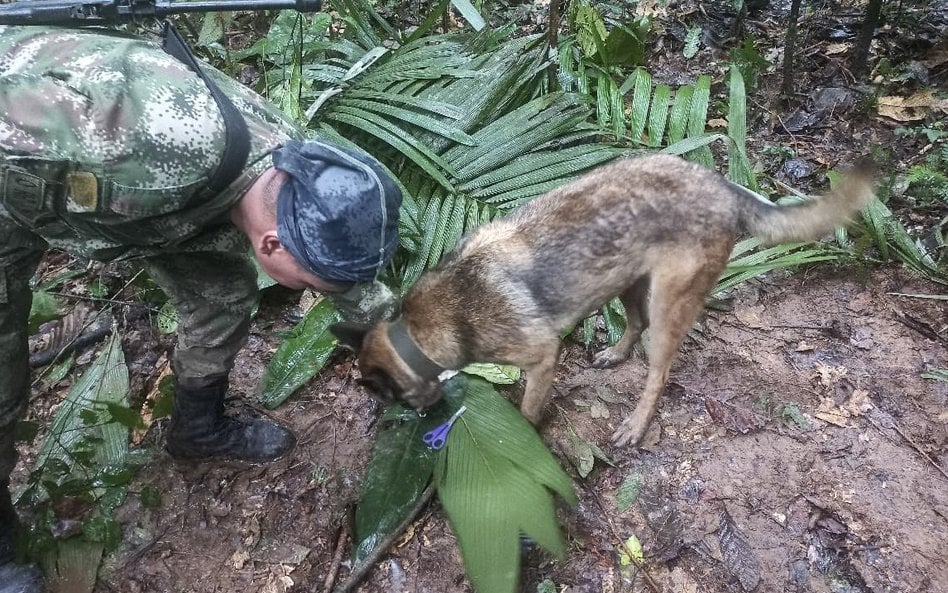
[9,2,948,592]
[79,265,947,593]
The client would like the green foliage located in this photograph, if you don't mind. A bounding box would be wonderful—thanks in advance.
[19,333,151,585]
[156,301,178,335]
[435,376,576,593]
[462,363,521,384]
[906,145,948,206]
[258,298,341,408]
[852,193,946,284]
[353,376,575,593]
[353,402,448,563]
[28,290,60,333]
[729,36,770,92]
[683,26,701,58]
[616,471,644,512]
[537,579,558,593]
[922,368,948,382]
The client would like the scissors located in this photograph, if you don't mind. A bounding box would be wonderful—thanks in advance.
[422,405,467,450]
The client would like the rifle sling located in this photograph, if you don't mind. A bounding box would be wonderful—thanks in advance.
[160,22,250,194]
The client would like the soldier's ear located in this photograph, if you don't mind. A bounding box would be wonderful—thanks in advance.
[330,322,371,351]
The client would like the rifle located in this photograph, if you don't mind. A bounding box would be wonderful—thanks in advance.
[0,0,323,26]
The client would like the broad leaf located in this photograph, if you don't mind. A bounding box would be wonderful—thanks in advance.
[435,376,576,593]
[29,290,60,333]
[36,330,129,481]
[259,298,341,409]
[354,403,452,563]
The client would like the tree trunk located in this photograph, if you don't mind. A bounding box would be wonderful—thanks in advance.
[547,0,562,90]
[851,0,884,78]
[781,0,803,102]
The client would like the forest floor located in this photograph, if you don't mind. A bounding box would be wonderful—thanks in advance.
[10,1,948,592]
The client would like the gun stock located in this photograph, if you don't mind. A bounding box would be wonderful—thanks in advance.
[0,0,323,26]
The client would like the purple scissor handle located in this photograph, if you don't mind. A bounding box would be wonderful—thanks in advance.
[422,405,467,450]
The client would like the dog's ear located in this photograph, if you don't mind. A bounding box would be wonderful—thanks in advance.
[329,322,371,351]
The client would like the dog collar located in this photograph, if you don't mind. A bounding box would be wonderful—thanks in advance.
[387,317,445,380]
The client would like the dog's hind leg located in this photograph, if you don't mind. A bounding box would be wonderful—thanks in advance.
[518,340,563,426]
[592,276,650,368]
[612,259,723,447]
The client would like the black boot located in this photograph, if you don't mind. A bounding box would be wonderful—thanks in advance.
[165,375,296,463]
[1,431,45,593]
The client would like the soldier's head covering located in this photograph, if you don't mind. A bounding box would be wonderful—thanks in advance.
[272,139,402,284]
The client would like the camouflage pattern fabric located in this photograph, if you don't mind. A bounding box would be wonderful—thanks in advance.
[0,25,303,431]
[0,26,303,258]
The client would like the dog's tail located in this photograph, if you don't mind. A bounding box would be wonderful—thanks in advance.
[734,165,876,246]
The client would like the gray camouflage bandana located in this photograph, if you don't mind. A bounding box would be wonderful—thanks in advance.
[326,280,398,325]
[273,139,402,284]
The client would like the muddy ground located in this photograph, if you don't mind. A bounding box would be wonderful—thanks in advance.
[62,265,943,593]
[8,1,948,593]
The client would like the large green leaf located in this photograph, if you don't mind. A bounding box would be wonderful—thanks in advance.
[29,290,60,333]
[36,330,129,477]
[726,66,755,189]
[258,298,341,409]
[435,376,576,593]
[353,403,452,563]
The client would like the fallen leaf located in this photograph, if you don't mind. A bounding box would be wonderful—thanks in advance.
[825,42,849,55]
[589,400,610,419]
[231,550,250,570]
[638,481,683,562]
[595,385,625,404]
[618,533,644,565]
[616,472,644,513]
[815,397,849,427]
[813,362,848,389]
[845,389,872,417]
[705,398,765,434]
[132,355,171,445]
[719,508,761,592]
[878,91,938,122]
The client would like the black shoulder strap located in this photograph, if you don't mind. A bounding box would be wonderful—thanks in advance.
[160,22,250,194]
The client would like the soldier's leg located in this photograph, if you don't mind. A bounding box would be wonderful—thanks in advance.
[0,218,47,593]
[142,252,294,462]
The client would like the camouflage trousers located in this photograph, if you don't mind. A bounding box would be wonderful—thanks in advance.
[0,213,258,475]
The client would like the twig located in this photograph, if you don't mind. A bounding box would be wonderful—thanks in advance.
[866,415,948,482]
[321,520,350,593]
[893,309,948,346]
[30,269,145,385]
[553,406,662,593]
[585,485,662,593]
[47,291,149,309]
[332,484,436,593]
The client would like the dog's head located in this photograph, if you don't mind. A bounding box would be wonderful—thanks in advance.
[330,321,444,411]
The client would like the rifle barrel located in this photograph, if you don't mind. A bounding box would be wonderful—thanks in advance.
[153,0,322,16]
[0,0,323,26]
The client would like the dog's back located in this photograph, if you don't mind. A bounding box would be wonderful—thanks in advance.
[387,154,873,445]
[433,154,872,329]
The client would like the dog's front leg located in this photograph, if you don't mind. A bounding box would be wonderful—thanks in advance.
[518,345,561,426]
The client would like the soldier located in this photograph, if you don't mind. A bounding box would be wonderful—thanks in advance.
[0,26,402,592]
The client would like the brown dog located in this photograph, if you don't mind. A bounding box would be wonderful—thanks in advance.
[331,154,874,446]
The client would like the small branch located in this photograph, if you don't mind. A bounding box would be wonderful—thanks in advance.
[332,484,436,593]
[867,415,948,482]
[586,486,662,593]
[321,520,350,593]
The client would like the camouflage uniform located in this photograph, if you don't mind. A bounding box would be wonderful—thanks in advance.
[0,25,302,441]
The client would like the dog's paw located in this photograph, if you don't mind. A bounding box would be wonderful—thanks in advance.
[591,346,630,369]
[611,415,649,447]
